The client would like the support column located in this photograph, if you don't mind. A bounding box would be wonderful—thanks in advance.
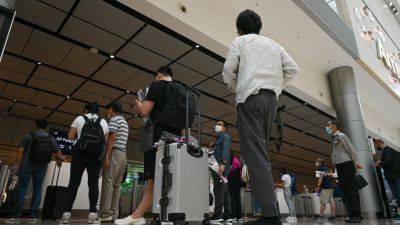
[328,66,383,216]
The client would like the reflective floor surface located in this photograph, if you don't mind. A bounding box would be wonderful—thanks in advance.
[0,218,398,225]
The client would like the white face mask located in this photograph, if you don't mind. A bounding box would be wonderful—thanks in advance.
[215,125,223,133]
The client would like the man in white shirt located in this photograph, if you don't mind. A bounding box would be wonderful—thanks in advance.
[60,102,109,224]
[222,9,299,225]
[276,168,296,223]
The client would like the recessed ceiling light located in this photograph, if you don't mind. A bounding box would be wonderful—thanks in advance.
[126,90,130,94]
[36,61,42,65]
[90,47,98,54]
[66,96,70,99]
[389,2,393,6]
[12,99,16,102]
[110,55,115,59]
[195,44,200,48]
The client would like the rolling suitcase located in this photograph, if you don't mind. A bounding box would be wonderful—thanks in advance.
[152,85,209,225]
[41,164,67,221]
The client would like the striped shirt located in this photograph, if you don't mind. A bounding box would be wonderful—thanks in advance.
[108,114,129,151]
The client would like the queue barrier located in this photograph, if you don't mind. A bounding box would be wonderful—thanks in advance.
[119,179,145,217]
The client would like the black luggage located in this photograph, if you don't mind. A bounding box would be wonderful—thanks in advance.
[41,164,67,221]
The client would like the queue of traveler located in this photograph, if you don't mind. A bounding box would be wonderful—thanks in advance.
[3,7,399,225]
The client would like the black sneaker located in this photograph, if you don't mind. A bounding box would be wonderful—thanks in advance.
[345,217,361,223]
[328,216,336,221]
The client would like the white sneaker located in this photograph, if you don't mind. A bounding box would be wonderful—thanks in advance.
[285,216,297,223]
[114,216,146,225]
[5,218,20,224]
[88,212,100,224]
[60,212,71,224]
[26,218,38,224]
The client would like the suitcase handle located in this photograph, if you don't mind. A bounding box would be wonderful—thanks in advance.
[183,84,201,149]
[51,163,62,186]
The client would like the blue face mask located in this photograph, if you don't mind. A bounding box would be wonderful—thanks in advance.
[325,127,333,136]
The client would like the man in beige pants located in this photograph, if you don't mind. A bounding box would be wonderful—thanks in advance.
[100,102,129,222]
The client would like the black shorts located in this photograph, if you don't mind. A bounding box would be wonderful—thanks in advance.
[144,148,157,181]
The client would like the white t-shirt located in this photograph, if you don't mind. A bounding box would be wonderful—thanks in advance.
[71,113,109,139]
[281,174,292,188]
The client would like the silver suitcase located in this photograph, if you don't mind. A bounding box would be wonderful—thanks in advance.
[153,143,209,224]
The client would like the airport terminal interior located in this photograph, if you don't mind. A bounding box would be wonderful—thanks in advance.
[0,0,399,224]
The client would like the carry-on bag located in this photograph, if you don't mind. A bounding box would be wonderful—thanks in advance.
[41,163,67,221]
[152,84,209,225]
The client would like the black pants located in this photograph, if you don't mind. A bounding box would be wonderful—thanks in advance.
[64,152,101,212]
[336,161,361,218]
[229,187,242,219]
[213,173,231,219]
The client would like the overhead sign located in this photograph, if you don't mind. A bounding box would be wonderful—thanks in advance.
[50,128,74,155]
[377,39,400,83]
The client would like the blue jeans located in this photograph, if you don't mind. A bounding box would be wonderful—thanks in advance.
[387,177,400,207]
[13,164,47,218]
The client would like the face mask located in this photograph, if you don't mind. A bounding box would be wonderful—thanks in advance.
[325,127,333,136]
[215,125,223,133]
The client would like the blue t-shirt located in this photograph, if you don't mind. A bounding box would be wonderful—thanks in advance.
[316,165,335,189]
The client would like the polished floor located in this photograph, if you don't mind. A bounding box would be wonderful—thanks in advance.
[0,218,398,225]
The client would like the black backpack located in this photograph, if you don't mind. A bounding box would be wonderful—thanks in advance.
[76,116,105,154]
[29,132,53,164]
[158,81,196,130]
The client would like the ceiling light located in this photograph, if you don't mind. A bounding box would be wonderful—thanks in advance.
[90,47,98,54]
[110,55,115,59]
[36,61,42,65]
[66,96,70,99]
[126,90,130,94]
[12,99,16,102]
[389,2,393,6]
[195,44,200,48]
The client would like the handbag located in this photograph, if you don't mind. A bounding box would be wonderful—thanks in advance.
[356,174,368,190]
[139,120,154,154]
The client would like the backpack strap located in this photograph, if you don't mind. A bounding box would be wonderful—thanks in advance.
[83,115,90,123]
[94,117,101,126]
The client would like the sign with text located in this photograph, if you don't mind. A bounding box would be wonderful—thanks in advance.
[50,128,74,155]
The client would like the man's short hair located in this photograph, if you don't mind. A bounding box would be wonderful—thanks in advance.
[236,9,262,35]
[217,120,226,127]
[280,167,288,174]
[156,66,173,77]
[373,138,384,145]
[36,119,48,129]
[107,101,123,114]
[328,119,341,129]
[84,102,99,114]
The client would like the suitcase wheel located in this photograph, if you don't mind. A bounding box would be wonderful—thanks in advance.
[172,220,185,225]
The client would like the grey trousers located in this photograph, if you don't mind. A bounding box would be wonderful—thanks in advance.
[237,89,278,217]
[99,150,127,219]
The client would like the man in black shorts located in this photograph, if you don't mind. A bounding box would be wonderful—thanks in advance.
[115,66,180,225]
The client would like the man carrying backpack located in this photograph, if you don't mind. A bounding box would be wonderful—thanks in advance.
[5,120,61,224]
[60,102,109,224]
[115,66,183,225]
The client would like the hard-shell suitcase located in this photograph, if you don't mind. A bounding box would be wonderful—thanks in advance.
[152,84,209,225]
[41,164,67,221]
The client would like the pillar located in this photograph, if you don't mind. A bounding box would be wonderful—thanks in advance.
[328,66,383,216]
[0,0,16,10]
